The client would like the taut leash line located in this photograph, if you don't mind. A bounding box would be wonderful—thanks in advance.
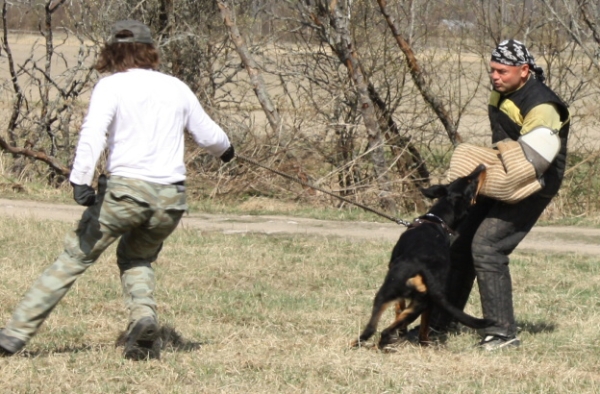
[235,155,412,227]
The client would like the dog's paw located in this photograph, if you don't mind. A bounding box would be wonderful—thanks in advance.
[350,339,368,349]
[380,343,402,353]
[378,331,402,349]
[350,339,377,350]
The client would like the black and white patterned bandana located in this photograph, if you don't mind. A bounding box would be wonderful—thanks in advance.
[490,39,545,82]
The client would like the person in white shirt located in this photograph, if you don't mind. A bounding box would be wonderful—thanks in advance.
[0,20,234,360]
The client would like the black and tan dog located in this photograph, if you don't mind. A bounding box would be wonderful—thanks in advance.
[352,164,493,349]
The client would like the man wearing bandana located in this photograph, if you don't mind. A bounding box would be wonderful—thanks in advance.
[410,40,570,350]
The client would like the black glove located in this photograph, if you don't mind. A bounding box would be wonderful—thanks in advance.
[71,182,97,206]
[97,174,108,195]
[220,145,235,163]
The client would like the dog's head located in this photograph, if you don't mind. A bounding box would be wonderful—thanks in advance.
[420,164,487,226]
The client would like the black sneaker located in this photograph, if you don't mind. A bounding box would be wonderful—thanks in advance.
[0,331,25,356]
[123,317,161,361]
[478,335,520,351]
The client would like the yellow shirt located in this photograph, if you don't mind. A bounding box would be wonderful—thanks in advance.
[519,103,562,135]
[489,89,563,135]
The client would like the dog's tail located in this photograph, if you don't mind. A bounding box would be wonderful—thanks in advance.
[420,271,494,329]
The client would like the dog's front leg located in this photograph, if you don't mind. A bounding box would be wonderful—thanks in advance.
[418,308,431,345]
[351,296,394,348]
[394,299,408,337]
[378,300,425,349]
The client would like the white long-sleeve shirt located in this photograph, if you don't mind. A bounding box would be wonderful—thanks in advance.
[69,68,231,186]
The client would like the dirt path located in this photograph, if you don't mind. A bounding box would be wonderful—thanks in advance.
[1,198,600,255]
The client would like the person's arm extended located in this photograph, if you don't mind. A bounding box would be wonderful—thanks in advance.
[185,89,231,158]
[69,80,116,186]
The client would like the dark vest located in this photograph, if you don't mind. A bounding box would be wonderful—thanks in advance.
[488,77,570,197]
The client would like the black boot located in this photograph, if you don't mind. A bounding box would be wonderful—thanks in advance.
[476,270,519,349]
[0,330,25,356]
[123,317,161,360]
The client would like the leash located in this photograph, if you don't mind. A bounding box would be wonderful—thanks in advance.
[235,154,412,227]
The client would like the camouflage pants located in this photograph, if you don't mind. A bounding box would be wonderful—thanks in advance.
[3,176,187,343]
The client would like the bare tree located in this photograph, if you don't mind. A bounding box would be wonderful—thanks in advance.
[1,0,599,218]
[376,0,462,146]
[217,0,282,135]
[306,0,399,212]
[538,0,600,71]
[0,0,96,183]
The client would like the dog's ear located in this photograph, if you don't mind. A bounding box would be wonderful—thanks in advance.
[420,184,448,199]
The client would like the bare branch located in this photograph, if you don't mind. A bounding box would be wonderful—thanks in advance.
[376,0,462,146]
[0,0,94,179]
[538,0,600,71]
[309,0,396,212]
[0,138,71,175]
[217,0,282,135]
[2,2,25,147]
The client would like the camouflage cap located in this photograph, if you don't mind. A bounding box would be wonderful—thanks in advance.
[109,20,153,45]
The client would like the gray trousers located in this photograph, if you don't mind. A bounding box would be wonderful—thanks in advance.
[3,176,186,343]
[430,193,553,337]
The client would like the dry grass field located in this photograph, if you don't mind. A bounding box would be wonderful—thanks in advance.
[0,214,598,393]
[0,29,599,394]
